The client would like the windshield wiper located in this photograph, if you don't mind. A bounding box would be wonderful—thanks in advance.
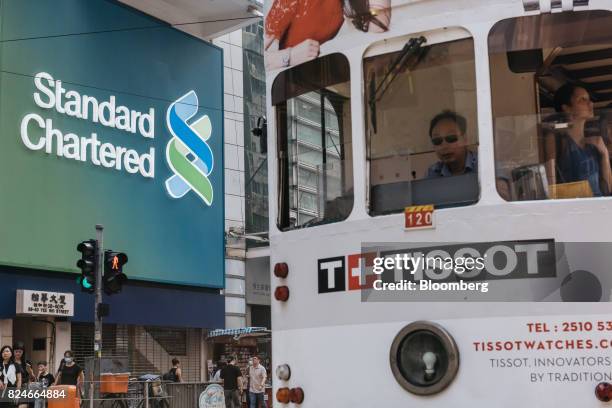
[369,36,427,133]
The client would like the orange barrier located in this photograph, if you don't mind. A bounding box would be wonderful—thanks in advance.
[47,385,80,408]
[100,372,130,394]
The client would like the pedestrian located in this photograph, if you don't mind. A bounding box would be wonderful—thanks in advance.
[36,362,54,387]
[220,356,242,408]
[54,350,83,398]
[13,342,34,408]
[212,360,225,382]
[162,358,182,383]
[0,345,21,408]
[248,356,266,408]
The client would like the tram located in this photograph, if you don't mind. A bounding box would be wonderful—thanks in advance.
[264,0,612,406]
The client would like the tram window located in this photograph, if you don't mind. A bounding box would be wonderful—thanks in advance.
[489,11,612,201]
[272,53,353,230]
[364,37,479,216]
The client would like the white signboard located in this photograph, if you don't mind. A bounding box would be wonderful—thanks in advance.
[245,257,271,306]
[16,289,74,317]
[198,384,225,408]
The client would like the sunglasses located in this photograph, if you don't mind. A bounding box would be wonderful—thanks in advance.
[431,134,459,146]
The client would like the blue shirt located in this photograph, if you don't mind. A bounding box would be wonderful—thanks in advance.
[557,136,602,196]
[427,150,478,178]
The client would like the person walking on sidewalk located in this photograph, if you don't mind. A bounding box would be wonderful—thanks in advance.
[36,362,54,388]
[162,359,182,383]
[220,356,242,408]
[0,345,21,408]
[54,350,84,399]
[248,356,266,408]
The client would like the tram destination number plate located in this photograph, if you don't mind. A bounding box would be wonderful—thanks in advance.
[404,205,434,230]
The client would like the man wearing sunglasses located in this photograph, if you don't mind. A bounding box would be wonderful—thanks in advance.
[427,110,477,178]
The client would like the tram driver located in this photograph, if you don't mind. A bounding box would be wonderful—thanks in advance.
[426,110,477,178]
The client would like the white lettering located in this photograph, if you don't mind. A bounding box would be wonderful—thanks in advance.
[99,143,116,168]
[139,108,155,138]
[20,113,46,150]
[33,72,55,109]
[320,260,342,289]
[124,149,140,174]
[22,72,160,179]
[515,243,549,275]
[64,90,82,118]
[62,134,80,159]
[139,148,155,178]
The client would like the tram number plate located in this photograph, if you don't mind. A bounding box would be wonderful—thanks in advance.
[404,205,434,229]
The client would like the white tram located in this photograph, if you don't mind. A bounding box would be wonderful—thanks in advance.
[264,0,612,406]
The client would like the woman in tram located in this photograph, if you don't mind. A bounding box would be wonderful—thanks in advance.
[544,83,612,196]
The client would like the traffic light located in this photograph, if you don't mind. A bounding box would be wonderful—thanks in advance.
[251,116,267,154]
[103,251,128,295]
[76,239,97,293]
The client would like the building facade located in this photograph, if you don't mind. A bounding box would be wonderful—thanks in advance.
[0,0,263,382]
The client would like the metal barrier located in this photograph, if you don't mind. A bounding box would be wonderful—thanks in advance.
[18,381,226,408]
[77,377,173,408]
[54,378,223,408]
[164,382,216,408]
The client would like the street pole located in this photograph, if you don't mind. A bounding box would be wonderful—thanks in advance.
[91,224,104,408]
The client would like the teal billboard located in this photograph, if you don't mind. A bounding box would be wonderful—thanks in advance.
[0,0,224,287]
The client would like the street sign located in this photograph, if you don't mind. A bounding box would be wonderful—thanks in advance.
[16,289,74,317]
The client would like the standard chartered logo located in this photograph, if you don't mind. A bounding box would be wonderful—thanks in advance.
[18,73,215,205]
[164,91,214,206]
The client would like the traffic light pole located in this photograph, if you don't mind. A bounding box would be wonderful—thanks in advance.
[91,224,104,408]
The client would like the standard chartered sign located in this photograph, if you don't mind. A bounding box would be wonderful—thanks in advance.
[19,72,214,205]
[165,91,215,205]
[21,72,155,178]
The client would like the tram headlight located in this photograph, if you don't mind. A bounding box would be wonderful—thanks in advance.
[390,321,459,395]
[595,382,612,402]
[290,387,305,404]
[276,364,291,381]
[274,286,290,302]
[274,262,289,278]
[422,351,437,380]
[276,387,291,403]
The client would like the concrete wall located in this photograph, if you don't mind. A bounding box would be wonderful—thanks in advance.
[55,321,71,373]
[0,320,12,350]
[213,30,247,329]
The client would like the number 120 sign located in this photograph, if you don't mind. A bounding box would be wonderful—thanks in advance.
[404,205,434,230]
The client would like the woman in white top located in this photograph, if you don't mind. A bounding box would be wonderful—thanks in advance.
[0,345,22,408]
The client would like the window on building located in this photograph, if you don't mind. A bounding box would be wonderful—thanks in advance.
[243,22,269,245]
[364,35,479,215]
[273,53,353,230]
[490,11,612,201]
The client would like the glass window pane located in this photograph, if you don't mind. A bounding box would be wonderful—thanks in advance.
[489,11,612,201]
[364,36,479,215]
[273,54,354,230]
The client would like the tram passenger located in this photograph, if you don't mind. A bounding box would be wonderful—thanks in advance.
[426,110,477,178]
[264,0,391,70]
[544,84,612,196]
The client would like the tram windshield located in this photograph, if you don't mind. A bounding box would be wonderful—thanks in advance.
[490,10,612,201]
[272,53,353,230]
[364,36,479,215]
